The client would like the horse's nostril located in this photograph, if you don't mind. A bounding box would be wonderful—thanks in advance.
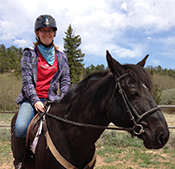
[157,133,166,145]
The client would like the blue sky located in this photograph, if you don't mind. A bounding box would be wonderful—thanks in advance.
[0,0,175,69]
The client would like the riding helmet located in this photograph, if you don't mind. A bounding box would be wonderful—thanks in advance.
[34,14,57,31]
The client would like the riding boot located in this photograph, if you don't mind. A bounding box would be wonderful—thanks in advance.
[11,133,26,169]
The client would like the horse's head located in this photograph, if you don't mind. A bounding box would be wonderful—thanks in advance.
[106,50,169,149]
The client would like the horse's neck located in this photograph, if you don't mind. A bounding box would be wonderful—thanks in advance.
[63,73,114,143]
[46,73,114,167]
[67,73,113,119]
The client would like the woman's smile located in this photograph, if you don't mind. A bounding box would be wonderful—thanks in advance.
[38,28,55,45]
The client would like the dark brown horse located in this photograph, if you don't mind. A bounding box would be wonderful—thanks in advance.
[11,51,169,169]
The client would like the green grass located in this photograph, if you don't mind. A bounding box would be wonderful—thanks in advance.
[96,131,143,148]
[95,131,175,169]
[0,141,13,168]
[0,73,21,111]
[0,129,11,142]
[161,88,175,105]
[0,129,13,169]
[0,113,14,125]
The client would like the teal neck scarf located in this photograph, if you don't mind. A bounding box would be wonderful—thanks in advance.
[38,44,55,65]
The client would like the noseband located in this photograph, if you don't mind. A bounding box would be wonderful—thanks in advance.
[111,73,160,135]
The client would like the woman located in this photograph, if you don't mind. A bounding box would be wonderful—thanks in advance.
[11,14,70,169]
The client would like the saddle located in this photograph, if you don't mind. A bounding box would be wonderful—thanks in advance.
[26,113,42,153]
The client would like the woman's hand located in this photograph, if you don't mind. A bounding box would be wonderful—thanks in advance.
[34,101,45,112]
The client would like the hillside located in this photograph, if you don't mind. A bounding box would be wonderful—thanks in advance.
[1,72,175,111]
[152,74,175,105]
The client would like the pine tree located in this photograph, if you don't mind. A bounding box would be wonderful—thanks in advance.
[0,44,22,74]
[0,44,8,73]
[63,24,85,84]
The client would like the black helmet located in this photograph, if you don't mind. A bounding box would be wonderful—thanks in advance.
[34,14,57,31]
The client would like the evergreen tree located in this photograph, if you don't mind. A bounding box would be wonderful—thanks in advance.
[83,64,106,78]
[0,44,22,74]
[63,24,85,84]
[7,46,22,70]
[0,44,8,73]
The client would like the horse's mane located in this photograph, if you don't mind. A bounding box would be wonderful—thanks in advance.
[62,71,109,103]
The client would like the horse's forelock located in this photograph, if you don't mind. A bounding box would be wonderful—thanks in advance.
[124,64,153,91]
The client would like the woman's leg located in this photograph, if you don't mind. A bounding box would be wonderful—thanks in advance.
[12,100,35,169]
[14,100,35,138]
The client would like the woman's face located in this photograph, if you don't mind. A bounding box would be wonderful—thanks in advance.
[37,27,56,45]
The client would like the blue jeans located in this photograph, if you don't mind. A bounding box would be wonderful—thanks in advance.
[14,99,47,138]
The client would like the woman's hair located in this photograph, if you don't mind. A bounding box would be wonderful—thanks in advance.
[33,41,59,49]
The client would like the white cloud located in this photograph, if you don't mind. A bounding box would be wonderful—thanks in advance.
[146,37,152,40]
[121,3,127,11]
[0,21,17,40]
[112,44,144,59]
[151,58,160,66]
[13,39,27,48]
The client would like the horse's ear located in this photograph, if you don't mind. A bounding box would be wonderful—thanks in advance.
[137,54,149,67]
[106,50,123,75]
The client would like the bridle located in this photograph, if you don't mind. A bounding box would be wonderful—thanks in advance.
[110,73,160,135]
[44,73,160,136]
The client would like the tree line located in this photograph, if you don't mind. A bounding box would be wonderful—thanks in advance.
[1,24,175,84]
[0,44,23,75]
[147,65,175,79]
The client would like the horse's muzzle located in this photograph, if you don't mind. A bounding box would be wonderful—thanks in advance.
[142,125,169,149]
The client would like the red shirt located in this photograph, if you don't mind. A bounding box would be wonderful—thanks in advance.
[36,49,58,98]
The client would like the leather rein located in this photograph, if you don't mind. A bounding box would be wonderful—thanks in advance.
[45,73,160,136]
